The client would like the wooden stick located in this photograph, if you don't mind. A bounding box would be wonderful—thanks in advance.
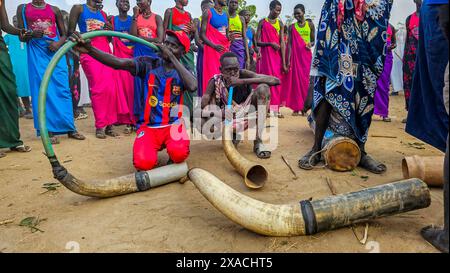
[326,177,338,195]
[361,223,369,245]
[371,135,397,139]
[351,223,369,245]
[285,242,298,251]
[0,219,14,226]
[281,156,298,179]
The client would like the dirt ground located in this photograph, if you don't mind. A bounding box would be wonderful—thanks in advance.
[0,94,445,253]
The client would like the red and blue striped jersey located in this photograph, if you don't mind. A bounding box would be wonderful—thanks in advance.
[134,57,185,128]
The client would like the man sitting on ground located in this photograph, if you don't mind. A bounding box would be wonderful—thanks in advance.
[201,52,280,159]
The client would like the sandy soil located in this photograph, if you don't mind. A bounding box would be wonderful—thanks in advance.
[0,95,445,253]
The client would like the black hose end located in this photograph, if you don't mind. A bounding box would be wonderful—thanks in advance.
[135,171,151,192]
[48,156,69,182]
[300,200,318,235]
[52,162,69,182]
[48,156,60,168]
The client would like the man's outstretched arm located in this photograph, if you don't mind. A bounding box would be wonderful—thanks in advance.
[234,70,280,86]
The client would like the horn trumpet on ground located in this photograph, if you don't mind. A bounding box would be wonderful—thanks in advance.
[52,162,189,198]
[188,168,431,236]
[222,124,268,189]
[402,155,445,187]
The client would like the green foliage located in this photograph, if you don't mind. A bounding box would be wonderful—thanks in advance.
[236,0,259,29]
[305,10,316,22]
[19,216,44,233]
[285,15,294,27]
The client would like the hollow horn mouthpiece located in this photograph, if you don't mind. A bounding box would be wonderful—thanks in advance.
[188,168,431,236]
[52,162,189,198]
[402,155,445,187]
[222,124,268,189]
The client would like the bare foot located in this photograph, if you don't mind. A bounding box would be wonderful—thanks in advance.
[24,111,33,120]
[253,140,271,159]
[123,125,133,135]
[358,153,387,174]
[421,225,449,253]
[298,149,321,170]
[96,129,107,139]
[50,136,60,145]
[105,126,120,137]
[232,132,241,147]
[68,131,86,140]
[10,145,32,153]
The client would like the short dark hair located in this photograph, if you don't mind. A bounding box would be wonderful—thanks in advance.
[294,4,305,13]
[220,52,239,63]
[269,0,282,10]
[239,9,250,17]
[201,0,212,6]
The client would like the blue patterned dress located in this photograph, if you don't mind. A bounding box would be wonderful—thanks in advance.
[311,0,393,145]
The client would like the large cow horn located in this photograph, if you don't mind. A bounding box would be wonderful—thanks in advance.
[222,124,268,189]
[188,168,431,236]
[52,162,189,198]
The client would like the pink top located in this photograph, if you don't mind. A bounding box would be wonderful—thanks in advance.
[387,25,393,43]
[338,0,365,28]
[136,13,158,39]
[25,3,57,39]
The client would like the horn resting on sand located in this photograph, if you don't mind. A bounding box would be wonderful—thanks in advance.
[52,162,189,198]
[222,124,268,189]
[188,168,431,236]
[403,156,445,187]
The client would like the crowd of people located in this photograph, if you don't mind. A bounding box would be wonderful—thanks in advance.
[0,0,320,160]
[0,0,448,252]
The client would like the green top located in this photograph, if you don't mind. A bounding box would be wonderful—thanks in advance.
[229,15,243,35]
[294,21,311,44]
[265,18,280,34]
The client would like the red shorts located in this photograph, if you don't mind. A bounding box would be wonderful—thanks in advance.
[133,124,190,171]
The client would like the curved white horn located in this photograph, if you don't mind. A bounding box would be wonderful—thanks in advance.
[188,168,431,236]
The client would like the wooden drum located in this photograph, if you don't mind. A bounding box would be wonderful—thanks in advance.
[322,137,361,172]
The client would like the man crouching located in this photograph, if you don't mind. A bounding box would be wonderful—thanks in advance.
[201,52,280,159]
[70,30,197,171]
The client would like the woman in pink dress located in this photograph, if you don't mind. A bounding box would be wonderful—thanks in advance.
[256,0,287,118]
[282,4,315,117]
[69,0,123,139]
